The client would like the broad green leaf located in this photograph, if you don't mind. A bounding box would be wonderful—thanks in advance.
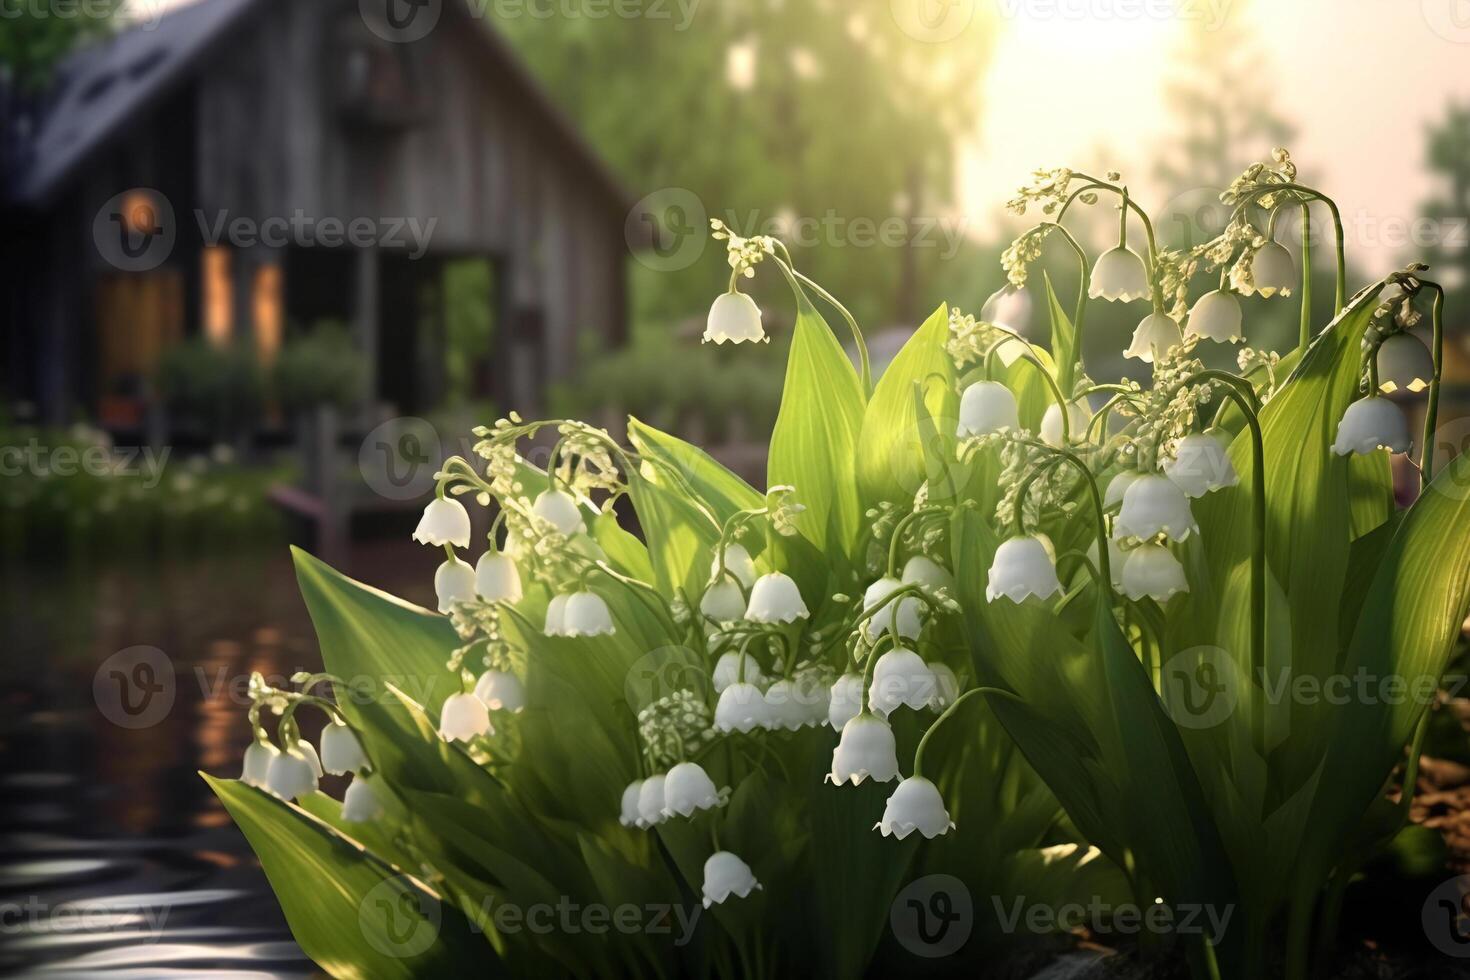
[768,284,866,562]
[1044,273,1078,393]
[206,775,487,978]
[854,302,954,510]
[628,416,764,522]
[625,466,721,600]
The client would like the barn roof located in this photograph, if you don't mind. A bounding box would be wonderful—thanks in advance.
[2,0,636,213]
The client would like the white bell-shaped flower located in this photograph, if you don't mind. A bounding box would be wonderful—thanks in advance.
[663,762,728,817]
[544,593,570,636]
[438,692,491,743]
[241,740,280,788]
[1104,470,1140,510]
[562,591,615,637]
[532,489,586,536]
[986,535,1062,603]
[714,682,769,733]
[1186,289,1244,343]
[928,663,960,710]
[762,679,811,731]
[982,282,1035,338]
[434,557,477,614]
[1121,544,1190,602]
[1332,397,1411,455]
[702,851,762,907]
[712,651,766,693]
[862,577,924,642]
[1376,333,1434,394]
[474,552,523,603]
[1125,312,1184,364]
[745,572,809,623]
[320,720,367,776]
[298,740,325,778]
[1164,431,1239,498]
[1247,241,1295,297]
[700,575,747,623]
[637,774,669,827]
[957,381,1020,438]
[473,669,525,713]
[827,713,901,785]
[1086,537,1128,590]
[704,291,766,345]
[412,497,471,548]
[792,668,832,728]
[828,672,865,732]
[619,780,645,828]
[1040,399,1092,448]
[1114,475,1198,542]
[901,556,954,596]
[868,647,936,717]
[1089,246,1150,302]
[341,777,385,823]
[710,543,757,589]
[876,776,955,839]
[264,747,319,801]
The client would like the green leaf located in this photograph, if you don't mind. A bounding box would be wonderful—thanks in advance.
[627,416,764,522]
[854,302,954,510]
[1044,273,1078,393]
[768,285,866,562]
[205,775,487,978]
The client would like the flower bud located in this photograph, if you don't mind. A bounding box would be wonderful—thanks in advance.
[532,489,586,536]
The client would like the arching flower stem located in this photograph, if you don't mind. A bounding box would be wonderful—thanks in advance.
[1421,282,1446,486]
[912,687,1020,777]
[886,505,947,578]
[771,240,872,396]
[979,331,1074,444]
[1235,183,1346,311]
[1055,175,1163,308]
[1298,202,1313,350]
[1015,440,1113,597]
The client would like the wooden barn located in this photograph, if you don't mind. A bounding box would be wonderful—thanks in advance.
[0,0,635,433]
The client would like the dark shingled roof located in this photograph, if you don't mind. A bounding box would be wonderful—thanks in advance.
[3,0,636,214]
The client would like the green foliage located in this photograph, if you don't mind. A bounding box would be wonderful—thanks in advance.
[154,338,264,441]
[271,325,368,415]
[0,0,119,91]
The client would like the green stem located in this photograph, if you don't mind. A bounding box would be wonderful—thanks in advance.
[1422,283,1445,486]
[1298,202,1312,351]
[913,687,1017,776]
[771,243,871,395]
[1016,440,1113,595]
[886,505,944,578]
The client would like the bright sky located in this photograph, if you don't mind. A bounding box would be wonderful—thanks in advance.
[960,0,1470,269]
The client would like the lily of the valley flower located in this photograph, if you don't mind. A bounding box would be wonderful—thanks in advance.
[265,747,319,801]
[828,672,865,731]
[1186,289,1244,343]
[714,682,769,733]
[862,577,924,641]
[543,593,570,636]
[745,572,809,623]
[762,679,812,731]
[473,669,525,713]
[792,668,832,728]
[957,381,1020,438]
[704,290,766,345]
[320,720,367,775]
[701,851,762,907]
[827,714,901,785]
[663,762,728,817]
[986,535,1062,603]
[1125,312,1184,364]
[637,775,669,828]
[438,692,491,743]
[1086,537,1128,590]
[712,651,766,693]
[868,648,936,717]
[1332,397,1411,456]
[1248,241,1295,297]
[562,591,615,637]
[1040,399,1093,448]
[1121,544,1189,602]
[532,488,586,536]
[902,556,954,595]
[1376,333,1434,394]
[341,777,385,823]
[1114,475,1198,542]
[700,575,747,623]
[928,663,960,710]
[297,740,325,778]
[1089,246,1150,302]
[413,497,471,548]
[619,780,645,828]
[241,740,280,788]
[876,776,954,839]
[434,557,477,613]
[474,552,523,603]
[981,282,1035,339]
[711,543,758,589]
[1104,470,1140,510]
[1163,431,1239,498]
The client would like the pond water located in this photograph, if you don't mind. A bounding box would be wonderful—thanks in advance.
[0,541,439,978]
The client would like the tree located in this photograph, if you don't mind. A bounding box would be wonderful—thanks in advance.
[0,1,121,92]
[1420,102,1470,315]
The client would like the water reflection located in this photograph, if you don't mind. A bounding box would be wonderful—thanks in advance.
[0,542,437,976]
